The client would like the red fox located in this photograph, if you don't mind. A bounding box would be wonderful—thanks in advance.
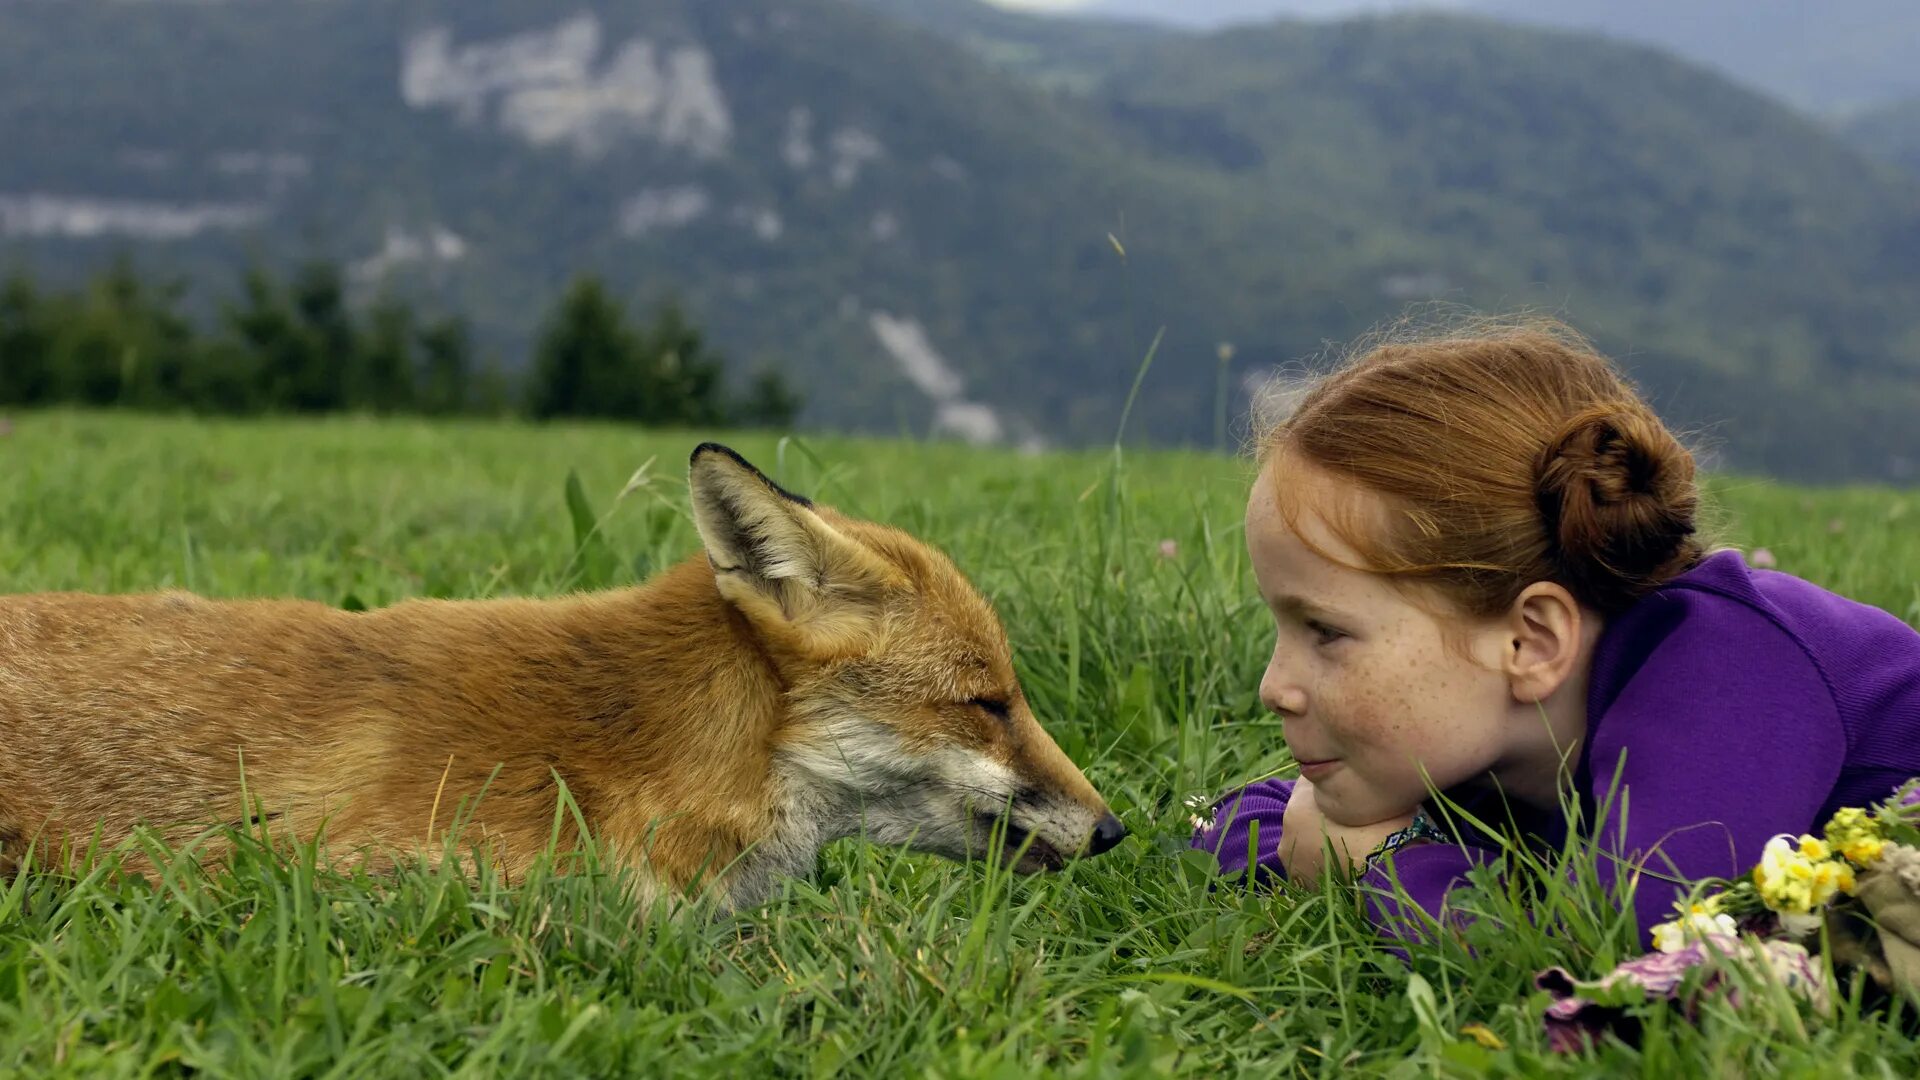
[0,443,1124,906]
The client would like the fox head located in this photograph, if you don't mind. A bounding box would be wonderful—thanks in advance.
[687,443,1125,873]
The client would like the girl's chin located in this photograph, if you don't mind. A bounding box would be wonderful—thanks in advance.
[1315,778,1427,829]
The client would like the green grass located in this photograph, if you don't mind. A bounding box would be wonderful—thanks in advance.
[1,411,1917,1077]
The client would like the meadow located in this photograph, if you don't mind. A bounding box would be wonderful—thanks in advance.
[1,411,1916,1077]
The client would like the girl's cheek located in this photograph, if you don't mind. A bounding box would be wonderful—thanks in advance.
[1325,663,1411,746]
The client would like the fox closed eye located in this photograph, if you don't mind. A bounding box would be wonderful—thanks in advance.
[968,697,1012,723]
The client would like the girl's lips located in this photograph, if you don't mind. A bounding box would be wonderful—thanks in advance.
[1297,759,1340,781]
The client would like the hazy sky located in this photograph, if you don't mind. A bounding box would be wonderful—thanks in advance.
[986,0,1454,20]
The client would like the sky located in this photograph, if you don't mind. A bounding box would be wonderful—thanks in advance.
[985,1,1455,21]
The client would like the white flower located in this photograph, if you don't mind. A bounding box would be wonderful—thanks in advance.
[1651,910,1739,953]
[1777,912,1824,939]
[1183,792,1217,833]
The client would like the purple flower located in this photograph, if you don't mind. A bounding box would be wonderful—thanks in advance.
[1538,936,1826,1052]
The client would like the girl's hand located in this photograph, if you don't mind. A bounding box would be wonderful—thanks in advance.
[1280,780,1418,885]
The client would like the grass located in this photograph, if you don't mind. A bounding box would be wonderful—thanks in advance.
[1,410,1917,1077]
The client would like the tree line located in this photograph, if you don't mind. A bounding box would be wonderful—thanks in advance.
[0,259,800,428]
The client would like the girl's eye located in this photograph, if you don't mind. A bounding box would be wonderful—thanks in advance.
[1306,620,1347,646]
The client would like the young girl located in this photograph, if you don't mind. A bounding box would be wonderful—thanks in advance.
[1191,319,1920,945]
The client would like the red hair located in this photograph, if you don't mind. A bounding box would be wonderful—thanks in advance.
[1259,318,1706,616]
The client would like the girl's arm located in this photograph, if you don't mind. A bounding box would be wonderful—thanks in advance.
[1191,779,1434,906]
[1190,778,1297,888]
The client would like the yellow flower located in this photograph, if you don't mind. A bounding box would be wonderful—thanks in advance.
[1824,807,1887,868]
[1683,894,1728,917]
[1755,835,1820,915]
[1808,858,1854,904]
[1841,836,1887,867]
[1755,833,1860,915]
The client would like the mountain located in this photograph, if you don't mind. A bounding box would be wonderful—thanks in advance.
[1086,13,1920,478]
[4,0,1920,480]
[864,0,1167,90]
[1844,98,1920,178]
[1063,1,1920,115]
[1,0,1202,447]
[1473,0,1920,116]
[1084,1,1439,27]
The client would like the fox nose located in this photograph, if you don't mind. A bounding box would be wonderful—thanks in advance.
[1085,814,1127,856]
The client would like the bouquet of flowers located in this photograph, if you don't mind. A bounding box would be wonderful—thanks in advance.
[1537,780,1920,1051]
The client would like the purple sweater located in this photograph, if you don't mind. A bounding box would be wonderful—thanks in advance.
[1191,550,1920,944]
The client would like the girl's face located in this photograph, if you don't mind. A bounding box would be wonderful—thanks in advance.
[1245,460,1524,827]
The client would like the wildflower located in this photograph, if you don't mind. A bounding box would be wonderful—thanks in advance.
[1757,833,1857,918]
[1183,792,1217,833]
[1777,912,1824,939]
[1748,547,1777,569]
[1813,858,1856,899]
[1825,806,1875,840]
[1538,937,1828,1053]
[1842,836,1890,866]
[1157,539,1179,560]
[1754,835,1837,913]
[1823,806,1887,868]
[1651,906,1739,953]
[1754,835,1810,912]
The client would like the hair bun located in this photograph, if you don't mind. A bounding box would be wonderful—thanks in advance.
[1534,403,1700,611]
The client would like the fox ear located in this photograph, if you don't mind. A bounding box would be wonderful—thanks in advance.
[687,443,897,653]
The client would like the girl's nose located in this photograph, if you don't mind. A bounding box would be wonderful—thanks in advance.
[1259,657,1308,718]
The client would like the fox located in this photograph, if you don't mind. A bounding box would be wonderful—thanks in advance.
[0,443,1125,906]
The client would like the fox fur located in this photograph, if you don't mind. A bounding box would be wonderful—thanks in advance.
[0,444,1123,907]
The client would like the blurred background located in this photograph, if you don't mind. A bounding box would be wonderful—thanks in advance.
[3,0,1917,481]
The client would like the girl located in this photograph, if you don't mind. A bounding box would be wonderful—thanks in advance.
[1191,319,1920,945]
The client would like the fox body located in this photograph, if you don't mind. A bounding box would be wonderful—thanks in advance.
[0,445,1123,906]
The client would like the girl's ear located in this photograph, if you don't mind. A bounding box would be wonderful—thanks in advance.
[1501,582,1587,704]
